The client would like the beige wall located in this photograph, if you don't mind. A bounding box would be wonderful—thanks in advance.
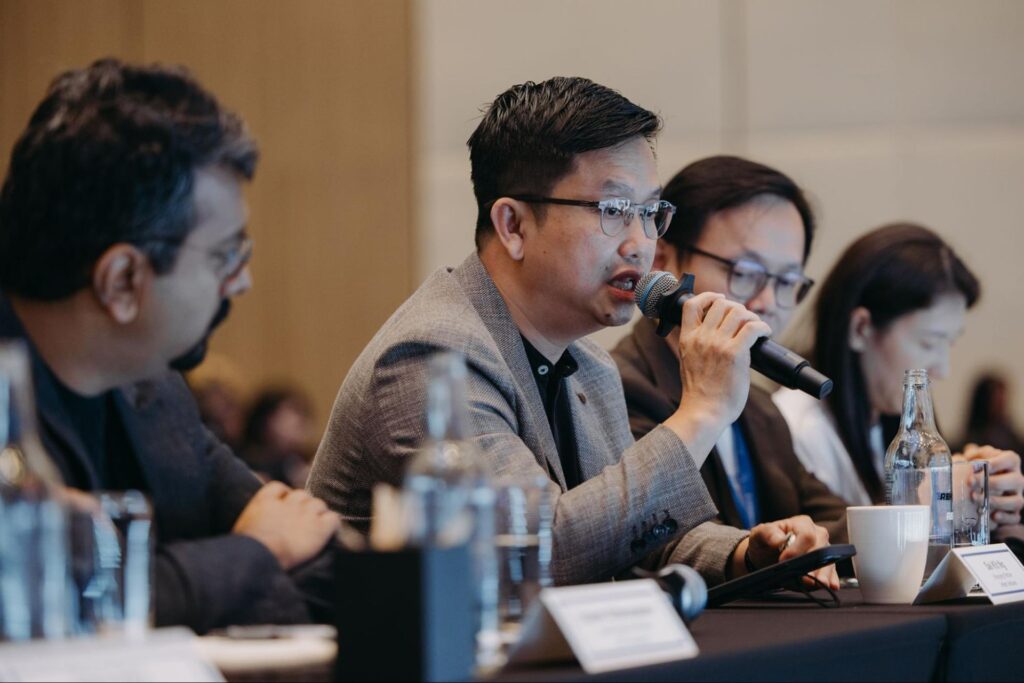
[0,0,413,430]
[5,0,1024,442]
[414,0,1024,439]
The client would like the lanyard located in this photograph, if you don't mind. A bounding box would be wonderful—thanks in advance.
[728,422,760,529]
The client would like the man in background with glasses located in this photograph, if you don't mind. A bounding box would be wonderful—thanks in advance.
[0,59,340,633]
[613,155,849,541]
[311,78,836,588]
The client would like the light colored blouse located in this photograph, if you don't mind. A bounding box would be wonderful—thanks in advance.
[772,387,885,507]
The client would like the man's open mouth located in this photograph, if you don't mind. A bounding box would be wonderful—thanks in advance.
[609,274,638,292]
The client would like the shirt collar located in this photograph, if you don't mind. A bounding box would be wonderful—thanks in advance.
[520,336,578,380]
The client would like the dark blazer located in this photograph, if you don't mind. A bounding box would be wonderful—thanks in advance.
[611,318,849,543]
[0,294,316,634]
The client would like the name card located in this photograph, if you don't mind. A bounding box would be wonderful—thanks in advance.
[0,627,224,682]
[507,579,699,674]
[957,545,1024,604]
[916,543,1024,605]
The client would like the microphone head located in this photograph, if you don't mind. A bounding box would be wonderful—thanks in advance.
[797,366,834,400]
[634,271,679,319]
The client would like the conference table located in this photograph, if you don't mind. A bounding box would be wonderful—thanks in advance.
[496,588,1024,682]
[212,587,1024,682]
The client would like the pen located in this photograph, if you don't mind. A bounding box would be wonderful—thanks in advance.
[778,531,795,554]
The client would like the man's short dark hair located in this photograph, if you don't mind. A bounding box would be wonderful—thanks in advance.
[660,155,815,263]
[0,58,258,300]
[467,77,661,249]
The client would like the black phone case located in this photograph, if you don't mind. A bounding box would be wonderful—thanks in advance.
[706,544,857,607]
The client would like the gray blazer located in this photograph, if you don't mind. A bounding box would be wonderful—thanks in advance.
[308,253,747,585]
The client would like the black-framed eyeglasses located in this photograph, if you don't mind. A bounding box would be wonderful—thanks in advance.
[681,245,814,309]
[505,195,676,240]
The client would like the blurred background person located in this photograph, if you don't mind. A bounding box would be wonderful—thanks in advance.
[187,351,248,451]
[241,386,316,488]
[191,380,246,452]
[960,373,1024,455]
[774,223,1024,539]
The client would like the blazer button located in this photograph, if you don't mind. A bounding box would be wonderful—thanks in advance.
[577,392,587,404]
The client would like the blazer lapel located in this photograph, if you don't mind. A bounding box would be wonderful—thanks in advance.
[565,371,600,481]
[453,254,567,489]
[633,318,683,406]
[114,379,206,533]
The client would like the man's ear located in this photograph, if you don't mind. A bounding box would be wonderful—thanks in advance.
[91,244,151,324]
[654,240,680,273]
[488,198,531,262]
[848,306,874,353]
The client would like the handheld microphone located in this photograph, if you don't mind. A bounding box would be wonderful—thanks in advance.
[634,271,833,400]
[631,564,707,624]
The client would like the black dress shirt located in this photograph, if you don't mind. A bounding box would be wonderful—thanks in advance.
[521,336,582,489]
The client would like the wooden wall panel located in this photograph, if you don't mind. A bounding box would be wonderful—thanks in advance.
[0,0,413,430]
[0,0,142,156]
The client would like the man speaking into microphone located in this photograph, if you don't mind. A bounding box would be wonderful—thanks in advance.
[612,155,849,541]
[310,79,835,587]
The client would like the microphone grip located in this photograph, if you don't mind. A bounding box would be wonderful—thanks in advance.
[636,270,832,399]
[750,339,834,399]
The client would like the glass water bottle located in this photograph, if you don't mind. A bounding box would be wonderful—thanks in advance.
[403,352,500,668]
[0,341,72,640]
[884,368,953,579]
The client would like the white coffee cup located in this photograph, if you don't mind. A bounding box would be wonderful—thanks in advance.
[847,505,930,604]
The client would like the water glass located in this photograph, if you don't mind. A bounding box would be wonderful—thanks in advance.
[953,460,989,547]
[72,491,153,637]
[494,476,553,635]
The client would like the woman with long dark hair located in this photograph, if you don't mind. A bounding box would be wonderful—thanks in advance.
[774,223,1024,534]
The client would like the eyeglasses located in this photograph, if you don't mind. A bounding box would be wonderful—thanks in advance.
[206,235,253,284]
[141,234,253,292]
[682,245,813,309]
[506,195,676,239]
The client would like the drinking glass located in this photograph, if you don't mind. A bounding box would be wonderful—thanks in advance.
[494,476,553,637]
[72,490,153,637]
[953,460,989,547]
